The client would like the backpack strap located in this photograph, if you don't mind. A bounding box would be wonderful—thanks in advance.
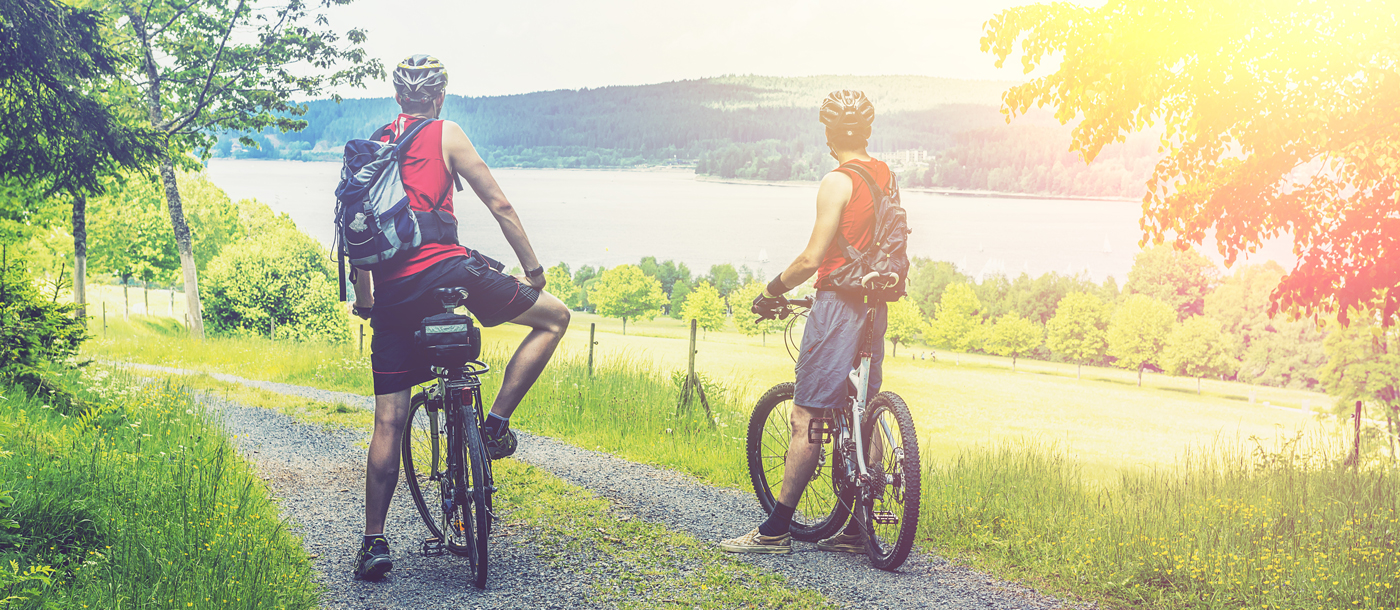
[830,162,888,260]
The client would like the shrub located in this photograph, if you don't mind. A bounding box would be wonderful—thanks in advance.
[0,248,87,381]
[200,228,349,343]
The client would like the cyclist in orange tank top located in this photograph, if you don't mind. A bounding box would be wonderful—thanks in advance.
[720,90,891,555]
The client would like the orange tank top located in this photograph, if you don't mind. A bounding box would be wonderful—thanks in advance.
[816,158,891,288]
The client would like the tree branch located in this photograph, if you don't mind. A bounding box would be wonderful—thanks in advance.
[163,0,245,135]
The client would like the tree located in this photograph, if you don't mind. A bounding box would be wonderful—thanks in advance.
[1124,245,1218,320]
[545,263,580,309]
[706,263,740,302]
[927,283,984,352]
[590,265,666,334]
[1,0,162,317]
[201,226,349,343]
[1107,294,1177,387]
[886,297,926,357]
[1237,320,1328,390]
[1205,261,1287,352]
[1320,315,1400,460]
[113,0,381,339]
[638,256,691,296]
[1004,271,1096,325]
[88,172,242,285]
[983,0,1400,325]
[668,279,692,319]
[984,314,1042,371]
[1162,316,1237,394]
[681,281,727,336]
[906,258,970,319]
[1046,291,1109,379]
[731,281,783,342]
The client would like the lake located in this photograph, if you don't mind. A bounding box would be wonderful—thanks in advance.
[205,159,1293,281]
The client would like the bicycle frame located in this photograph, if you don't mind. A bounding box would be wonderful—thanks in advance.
[420,360,494,557]
[841,299,882,503]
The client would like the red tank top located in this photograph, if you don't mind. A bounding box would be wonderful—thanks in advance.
[816,158,891,287]
[373,115,468,281]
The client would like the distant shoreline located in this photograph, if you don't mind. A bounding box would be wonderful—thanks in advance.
[206,158,1139,203]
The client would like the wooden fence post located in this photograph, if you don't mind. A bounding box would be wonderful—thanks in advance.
[359,324,365,355]
[1351,400,1364,468]
[676,319,714,426]
[588,323,596,377]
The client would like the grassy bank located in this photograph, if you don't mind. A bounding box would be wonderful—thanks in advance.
[83,314,1395,609]
[0,367,318,608]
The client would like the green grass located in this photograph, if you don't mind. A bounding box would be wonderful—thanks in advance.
[0,366,318,608]
[495,459,833,608]
[82,313,1397,610]
[921,438,1399,609]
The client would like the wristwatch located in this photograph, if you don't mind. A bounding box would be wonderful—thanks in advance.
[525,265,545,279]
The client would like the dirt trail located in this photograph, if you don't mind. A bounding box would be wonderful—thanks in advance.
[126,362,1085,609]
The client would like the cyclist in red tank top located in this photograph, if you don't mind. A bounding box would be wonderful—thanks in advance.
[349,55,571,581]
[720,90,891,555]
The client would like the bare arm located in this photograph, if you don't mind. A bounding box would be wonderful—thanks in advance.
[764,171,853,297]
[440,120,545,289]
[353,269,374,308]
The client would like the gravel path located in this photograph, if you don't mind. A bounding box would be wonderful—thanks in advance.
[125,362,1087,609]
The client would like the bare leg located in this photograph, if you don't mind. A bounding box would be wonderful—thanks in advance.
[365,389,412,535]
[489,291,570,419]
[776,403,824,507]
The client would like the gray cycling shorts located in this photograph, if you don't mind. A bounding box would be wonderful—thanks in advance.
[794,291,887,410]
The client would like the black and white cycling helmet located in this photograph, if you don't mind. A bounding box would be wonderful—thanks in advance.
[819,90,875,137]
[393,54,449,102]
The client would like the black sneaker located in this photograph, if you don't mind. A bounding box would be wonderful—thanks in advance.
[483,427,517,460]
[353,536,392,580]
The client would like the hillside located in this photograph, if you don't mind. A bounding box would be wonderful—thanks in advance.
[215,75,1159,198]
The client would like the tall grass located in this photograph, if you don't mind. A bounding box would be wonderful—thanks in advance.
[0,368,318,608]
[88,316,1399,609]
[922,437,1399,609]
[484,343,758,489]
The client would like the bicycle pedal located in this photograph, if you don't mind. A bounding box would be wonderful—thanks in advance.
[422,536,446,556]
[872,510,899,525]
[807,417,834,444]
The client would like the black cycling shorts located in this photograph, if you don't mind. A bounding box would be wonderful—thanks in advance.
[370,253,539,395]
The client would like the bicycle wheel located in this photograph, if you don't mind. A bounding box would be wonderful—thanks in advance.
[856,391,922,571]
[746,382,849,542]
[402,390,447,542]
[460,403,492,589]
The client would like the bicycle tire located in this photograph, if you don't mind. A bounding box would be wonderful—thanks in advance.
[460,404,491,589]
[402,390,446,541]
[856,391,921,571]
[745,382,849,542]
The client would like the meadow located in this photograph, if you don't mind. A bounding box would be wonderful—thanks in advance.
[0,367,319,608]
[78,293,1400,609]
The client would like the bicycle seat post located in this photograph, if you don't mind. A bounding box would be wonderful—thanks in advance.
[433,287,467,313]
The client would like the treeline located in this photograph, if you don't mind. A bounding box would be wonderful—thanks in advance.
[212,76,1161,198]
[554,246,1330,392]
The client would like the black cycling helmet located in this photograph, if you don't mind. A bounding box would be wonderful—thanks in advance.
[393,54,449,102]
[819,90,875,137]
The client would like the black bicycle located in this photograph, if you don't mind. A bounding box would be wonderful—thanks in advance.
[746,292,922,571]
[401,287,495,589]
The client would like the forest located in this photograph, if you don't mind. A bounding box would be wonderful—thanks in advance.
[214,75,1160,199]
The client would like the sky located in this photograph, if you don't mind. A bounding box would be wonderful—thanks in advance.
[323,0,1046,98]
